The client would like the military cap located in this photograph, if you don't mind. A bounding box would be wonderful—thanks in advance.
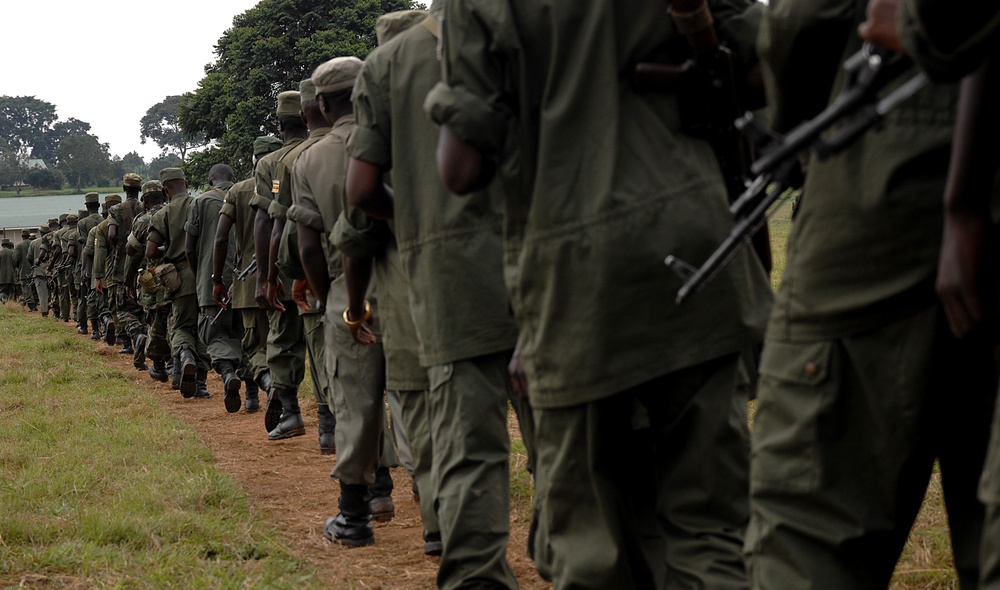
[84,192,100,204]
[1,238,11,246]
[58,213,68,223]
[141,180,163,195]
[254,135,284,157]
[105,194,122,205]
[29,233,37,239]
[48,218,59,227]
[376,10,429,44]
[159,167,186,183]
[78,209,88,217]
[300,79,317,103]
[276,91,301,117]
[39,226,48,235]
[312,57,362,94]
[123,172,142,187]
[20,228,30,237]
[67,214,78,224]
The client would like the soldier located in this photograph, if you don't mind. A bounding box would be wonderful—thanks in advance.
[94,195,123,344]
[43,217,62,318]
[146,168,212,399]
[49,213,74,322]
[185,164,243,410]
[347,6,547,584]
[107,173,147,356]
[213,136,284,412]
[729,1,1000,589]
[83,197,118,341]
[428,0,773,587]
[29,223,53,317]
[13,228,33,310]
[128,181,172,381]
[0,239,14,302]
[76,192,103,335]
[249,91,309,438]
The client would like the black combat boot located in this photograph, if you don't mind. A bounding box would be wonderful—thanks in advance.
[267,388,305,440]
[243,377,260,413]
[323,484,374,548]
[317,403,337,455]
[217,361,241,413]
[118,334,133,355]
[90,319,101,340]
[76,320,88,335]
[194,369,211,399]
[149,360,168,382]
[366,466,395,523]
[257,371,282,432]
[178,347,196,398]
[132,333,148,370]
[102,317,116,346]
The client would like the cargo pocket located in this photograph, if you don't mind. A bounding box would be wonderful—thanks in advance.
[428,362,455,394]
[751,339,835,494]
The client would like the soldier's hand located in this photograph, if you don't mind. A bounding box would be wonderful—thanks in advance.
[936,210,995,338]
[508,336,529,399]
[213,282,229,309]
[291,279,314,313]
[265,279,286,312]
[255,278,272,310]
[858,0,905,53]
[345,304,376,346]
[95,278,104,296]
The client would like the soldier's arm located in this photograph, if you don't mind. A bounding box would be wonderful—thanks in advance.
[213,212,235,308]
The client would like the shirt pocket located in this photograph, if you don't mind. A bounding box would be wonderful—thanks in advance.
[750,340,836,494]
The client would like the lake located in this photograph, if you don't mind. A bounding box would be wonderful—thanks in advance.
[0,193,118,230]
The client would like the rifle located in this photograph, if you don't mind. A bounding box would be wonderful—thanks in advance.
[664,43,929,304]
[210,258,258,325]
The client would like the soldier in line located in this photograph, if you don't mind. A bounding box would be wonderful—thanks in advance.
[0,239,14,302]
[49,213,74,322]
[28,222,53,318]
[249,92,309,439]
[185,164,243,410]
[76,192,103,335]
[213,136,284,412]
[93,195,122,344]
[128,181,173,382]
[13,228,33,310]
[146,168,212,399]
[107,173,147,357]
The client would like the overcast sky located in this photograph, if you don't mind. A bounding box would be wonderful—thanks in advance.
[1,0,261,162]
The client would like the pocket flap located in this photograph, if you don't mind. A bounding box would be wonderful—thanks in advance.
[759,340,832,386]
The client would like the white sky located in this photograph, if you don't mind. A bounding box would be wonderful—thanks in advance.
[0,0,261,162]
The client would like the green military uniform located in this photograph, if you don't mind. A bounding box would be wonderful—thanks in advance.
[352,17,547,586]
[148,169,211,396]
[737,1,1000,588]
[52,218,75,321]
[251,129,306,394]
[0,240,15,301]
[428,0,773,587]
[128,184,172,370]
[29,229,51,316]
[897,4,1000,588]
[221,175,268,384]
[108,191,146,349]
[13,231,32,307]
[186,181,244,385]
[77,193,103,333]
[92,216,115,335]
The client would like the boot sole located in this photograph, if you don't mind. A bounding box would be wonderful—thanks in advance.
[322,518,375,548]
[179,362,197,398]
[264,392,282,432]
[370,510,395,523]
[104,323,116,346]
[320,445,336,455]
[267,424,306,441]
[224,379,242,414]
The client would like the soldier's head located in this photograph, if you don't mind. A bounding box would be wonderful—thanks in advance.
[66,214,78,227]
[122,173,142,200]
[84,191,101,213]
[159,168,187,199]
[276,90,307,139]
[49,218,60,231]
[208,164,236,187]
[312,57,362,127]
[1,238,12,249]
[141,180,164,210]
[298,79,326,132]
[20,228,30,240]
[252,135,283,166]
[58,214,68,228]
[104,194,122,217]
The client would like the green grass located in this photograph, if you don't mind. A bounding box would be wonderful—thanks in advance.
[0,186,122,198]
[0,302,318,588]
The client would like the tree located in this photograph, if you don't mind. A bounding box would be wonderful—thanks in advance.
[25,167,64,190]
[179,0,413,180]
[0,96,57,154]
[0,140,29,194]
[56,134,111,191]
[34,118,93,165]
[140,96,206,160]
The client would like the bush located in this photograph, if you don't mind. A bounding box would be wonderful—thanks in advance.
[26,167,65,190]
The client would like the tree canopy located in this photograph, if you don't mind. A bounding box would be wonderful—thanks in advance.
[57,134,111,191]
[179,0,413,182]
[140,96,206,160]
[0,96,57,155]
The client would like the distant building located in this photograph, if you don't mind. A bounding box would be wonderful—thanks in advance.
[24,159,47,170]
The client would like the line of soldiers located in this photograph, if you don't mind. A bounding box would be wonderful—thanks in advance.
[5,0,1000,588]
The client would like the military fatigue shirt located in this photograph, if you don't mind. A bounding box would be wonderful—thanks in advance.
[13,239,31,281]
[426,1,772,407]
[148,191,198,298]
[84,226,99,289]
[350,21,519,368]
[220,178,258,309]
[107,199,143,282]
[77,212,102,256]
[0,247,14,284]
[185,183,235,308]
[898,0,1000,81]
[759,0,964,341]
[93,220,110,282]
[271,128,330,221]
[251,139,303,293]
[28,237,46,277]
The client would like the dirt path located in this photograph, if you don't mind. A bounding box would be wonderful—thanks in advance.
[83,324,551,590]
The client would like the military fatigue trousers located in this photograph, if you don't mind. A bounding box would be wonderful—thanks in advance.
[145,306,172,363]
[746,306,997,590]
[198,305,244,372]
[266,303,305,389]
[168,293,210,372]
[240,307,269,381]
[33,276,49,314]
[302,312,329,404]
[110,284,145,339]
[57,271,71,320]
[395,388,439,536]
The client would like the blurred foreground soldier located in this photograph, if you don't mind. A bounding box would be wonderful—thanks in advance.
[14,229,33,309]
[186,164,243,410]
[214,136,284,412]
[428,0,773,587]
[147,168,212,399]
[734,1,1000,588]
[0,239,14,302]
[77,192,103,334]
[129,181,172,381]
[251,91,309,438]
[107,173,146,356]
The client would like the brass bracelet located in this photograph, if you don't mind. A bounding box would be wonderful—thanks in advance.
[342,300,372,328]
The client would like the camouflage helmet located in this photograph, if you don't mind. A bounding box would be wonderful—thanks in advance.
[123,173,142,187]
[141,180,163,196]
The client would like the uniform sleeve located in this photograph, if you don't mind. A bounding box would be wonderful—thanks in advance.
[254,156,273,208]
[93,230,107,279]
[332,209,389,259]
[268,165,291,220]
[757,0,857,132]
[287,157,325,232]
[424,3,510,155]
[148,210,168,245]
[898,0,1000,81]
[347,60,394,167]
[184,197,201,237]
[276,221,305,280]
